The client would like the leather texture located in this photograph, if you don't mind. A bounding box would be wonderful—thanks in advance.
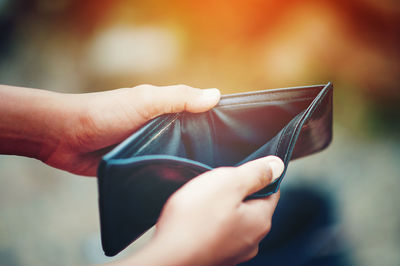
[97,82,333,256]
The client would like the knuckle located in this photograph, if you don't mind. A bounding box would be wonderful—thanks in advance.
[241,162,271,190]
[256,175,268,190]
[176,84,191,93]
[242,246,259,262]
[167,85,191,112]
[240,237,255,253]
[253,160,273,179]
[249,176,268,194]
[248,246,259,259]
[135,83,153,91]
[265,164,274,181]
[256,161,272,182]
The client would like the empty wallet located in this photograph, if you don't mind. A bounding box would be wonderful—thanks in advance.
[97,82,333,256]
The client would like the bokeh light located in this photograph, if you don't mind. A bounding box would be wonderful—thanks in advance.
[0,0,399,265]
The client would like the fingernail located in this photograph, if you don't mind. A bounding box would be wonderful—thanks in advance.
[267,157,285,181]
[201,88,220,101]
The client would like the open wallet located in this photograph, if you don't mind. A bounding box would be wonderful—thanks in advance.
[97,82,333,256]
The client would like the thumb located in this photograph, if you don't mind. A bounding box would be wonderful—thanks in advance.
[234,156,285,198]
[137,84,221,119]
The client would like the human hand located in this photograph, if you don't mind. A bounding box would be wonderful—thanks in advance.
[0,84,219,176]
[41,85,220,176]
[121,156,284,266]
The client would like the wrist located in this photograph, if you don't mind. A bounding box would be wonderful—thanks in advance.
[124,237,200,266]
[0,85,71,161]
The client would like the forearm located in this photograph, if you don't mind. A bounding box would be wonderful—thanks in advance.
[0,85,72,161]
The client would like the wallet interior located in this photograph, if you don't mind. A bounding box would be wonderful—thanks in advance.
[114,84,331,167]
[97,82,333,256]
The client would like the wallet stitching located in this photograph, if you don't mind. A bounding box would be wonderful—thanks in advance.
[133,113,181,156]
[278,84,331,163]
[119,115,173,158]
[221,91,318,101]
[217,96,315,108]
[281,113,304,162]
[254,84,331,196]
[219,85,322,101]
[275,123,290,157]
[207,111,218,164]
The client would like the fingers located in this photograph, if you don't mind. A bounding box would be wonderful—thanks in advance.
[243,190,280,224]
[136,84,220,119]
[233,156,284,198]
[239,191,280,245]
[239,246,259,263]
[190,156,284,200]
[156,156,284,266]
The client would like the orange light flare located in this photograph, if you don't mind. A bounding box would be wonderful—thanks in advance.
[66,0,400,101]
[170,0,299,43]
[171,0,400,101]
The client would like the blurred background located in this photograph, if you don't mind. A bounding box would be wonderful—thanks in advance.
[0,0,399,265]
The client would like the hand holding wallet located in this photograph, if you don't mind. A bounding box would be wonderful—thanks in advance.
[97,82,333,256]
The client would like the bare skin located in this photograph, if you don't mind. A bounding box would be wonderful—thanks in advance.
[116,156,284,266]
[0,84,220,175]
[0,84,284,265]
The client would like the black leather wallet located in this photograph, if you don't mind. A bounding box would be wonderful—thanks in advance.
[97,82,333,256]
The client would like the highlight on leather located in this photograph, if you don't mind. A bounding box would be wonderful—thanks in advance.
[97,82,333,256]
